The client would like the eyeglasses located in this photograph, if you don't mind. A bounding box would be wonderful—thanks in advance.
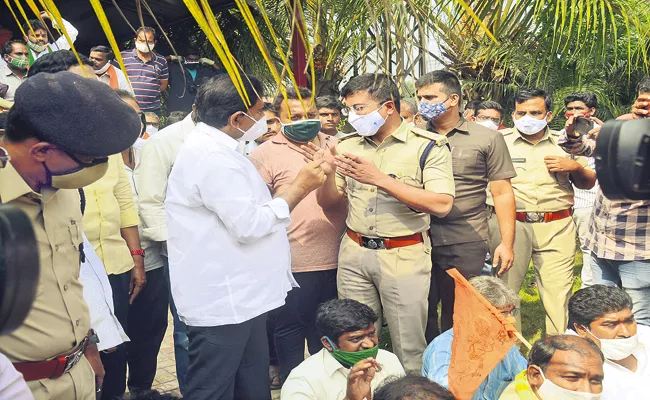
[475,116,502,125]
[500,308,518,318]
[341,101,386,116]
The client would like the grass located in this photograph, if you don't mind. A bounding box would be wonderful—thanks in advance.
[379,248,585,354]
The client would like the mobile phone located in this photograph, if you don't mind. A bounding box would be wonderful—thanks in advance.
[574,116,594,136]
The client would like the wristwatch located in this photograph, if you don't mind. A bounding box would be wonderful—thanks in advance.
[89,329,100,346]
[130,249,145,257]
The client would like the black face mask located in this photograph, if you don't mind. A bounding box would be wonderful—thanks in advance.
[185,61,199,70]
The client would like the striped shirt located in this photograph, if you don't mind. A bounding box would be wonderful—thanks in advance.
[422,328,527,400]
[573,157,598,209]
[119,49,168,111]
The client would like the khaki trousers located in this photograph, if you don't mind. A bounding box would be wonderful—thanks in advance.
[488,212,576,334]
[337,234,431,372]
[27,355,95,400]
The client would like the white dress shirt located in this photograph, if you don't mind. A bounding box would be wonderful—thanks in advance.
[79,234,129,351]
[281,348,405,400]
[134,114,195,245]
[601,325,650,400]
[31,18,78,60]
[97,65,133,94]
[165,122,296,326]
[0,353,33,400]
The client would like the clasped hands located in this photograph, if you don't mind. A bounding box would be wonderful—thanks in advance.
[300,142,384,185]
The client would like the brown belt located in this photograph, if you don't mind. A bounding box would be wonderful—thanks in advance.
[515,208,573,223]
[346,228,425,250]
[14,336,89,381]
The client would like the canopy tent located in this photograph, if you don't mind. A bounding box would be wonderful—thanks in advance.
[0,0,234,54]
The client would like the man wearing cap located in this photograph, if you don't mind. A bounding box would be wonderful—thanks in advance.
[0,71,142,399]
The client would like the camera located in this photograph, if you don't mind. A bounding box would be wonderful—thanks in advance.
[595,119,650,200]
[0,205,39,335]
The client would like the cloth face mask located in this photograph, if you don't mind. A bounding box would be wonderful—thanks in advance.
[347,106,387,137]
[282,119,322,142]
[514,115,549,135]
[418,99,448,121]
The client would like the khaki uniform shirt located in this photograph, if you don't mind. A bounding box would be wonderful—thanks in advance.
[492,127,590,212]
[335,121,455,238]
[0,164,90,360]
[427,117,516,246]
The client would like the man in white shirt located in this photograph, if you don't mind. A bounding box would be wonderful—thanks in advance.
[165,75,327,400]
[133,106,195,396]
[88,46,133,93]
[281,299,405,400]
[568,284,650,399]
[22,12,78,66]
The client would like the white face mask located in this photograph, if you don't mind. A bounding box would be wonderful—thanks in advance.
[514,114,549,135]
[535,367,602,400]
[584,328,639,360]
[348,106,388,137]
[476,120,499,130]
[237,113,268,143]
[135,42,155,53]
[146,125,159,135]
[132,137,146,151]
[94,62,111,75]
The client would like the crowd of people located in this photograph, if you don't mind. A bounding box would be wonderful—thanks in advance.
[0,10,649,400]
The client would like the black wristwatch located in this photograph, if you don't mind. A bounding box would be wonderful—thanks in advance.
[88,329,100,346]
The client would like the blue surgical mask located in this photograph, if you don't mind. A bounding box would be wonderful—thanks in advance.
[418,99,449,121]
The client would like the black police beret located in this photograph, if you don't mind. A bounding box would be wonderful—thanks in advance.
[12,71,141,157]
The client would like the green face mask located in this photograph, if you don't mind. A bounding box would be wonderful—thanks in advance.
[324,336,379,369]
[282,119,321,143]
[8,56,29,70]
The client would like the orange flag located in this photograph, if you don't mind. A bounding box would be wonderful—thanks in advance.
[446,268,518,400]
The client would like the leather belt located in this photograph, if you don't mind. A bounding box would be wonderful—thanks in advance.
[14,336,89,382]
[346,228,425,250]
[515,208,573,223]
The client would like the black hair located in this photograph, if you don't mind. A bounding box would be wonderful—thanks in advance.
[90,45,114,61]
[374,375,455,400]
[27,50,93,77]
[568,285,633,331]
[316,95,343,111]
[4,105,39,143]
[465,100,482,111]
[185,46,200,57]
[166,111,188,127]
[415,70,462,100]
[475,100,504,117]
[273,86,313,113]
[263,102,279,116]
[401,99,417,115]
[341,73,401,113]
[637,76,650,95]
[23,19,46,35]
[135,26,156,39]
[528,335,604,372]
[315,299,378,345]
[564,92,598,109]
[115,89,137,103]
[194,75,263,129]
[514,88,552,113]
[2,40,27,57]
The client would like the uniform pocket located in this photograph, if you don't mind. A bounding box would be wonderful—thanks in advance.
[387,162,420,188]
[451,148,479,175]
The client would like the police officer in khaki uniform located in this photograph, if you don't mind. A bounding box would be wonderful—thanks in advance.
[0,72,142,399]
[488,89,596,335]
[304,73,455,371]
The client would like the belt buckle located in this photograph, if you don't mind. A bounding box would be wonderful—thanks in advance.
[63,338,87,374]
[362,237,385,250]
[526,212,544,223]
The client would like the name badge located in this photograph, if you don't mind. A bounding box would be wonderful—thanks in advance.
[512,157,526,162]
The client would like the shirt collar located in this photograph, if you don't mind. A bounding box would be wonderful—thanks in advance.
[322,349,347,377]
[0,161,38,203]
[196,122,239,150]
[390,120,411,142]
[512,126,555,145]
[271,131,335,147]
[426,114,469,135]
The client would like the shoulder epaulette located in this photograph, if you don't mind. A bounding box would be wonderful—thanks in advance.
[500,128,514,136]
[410,126,448,146]
[337,132,361,143]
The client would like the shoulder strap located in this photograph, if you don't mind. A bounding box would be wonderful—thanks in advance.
[419,141,437,171]
[78,188,86,263]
